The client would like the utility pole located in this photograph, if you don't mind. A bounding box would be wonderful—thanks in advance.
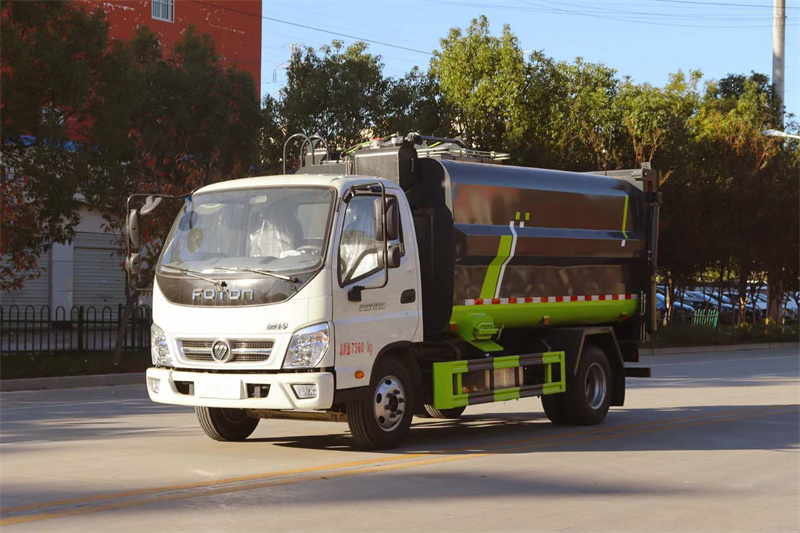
[769,0,786,324]
[773,0,785,123]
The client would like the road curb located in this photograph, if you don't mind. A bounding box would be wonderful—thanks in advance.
[0,373,143,392]
[641,341,799,356]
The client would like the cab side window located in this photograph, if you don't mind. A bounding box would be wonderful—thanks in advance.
[339,196,381,285]
[338,196,405,285]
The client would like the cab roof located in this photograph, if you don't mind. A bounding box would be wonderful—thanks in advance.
[196,174,402,195]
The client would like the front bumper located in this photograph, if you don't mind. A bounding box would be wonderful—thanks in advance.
[146,367,335,410]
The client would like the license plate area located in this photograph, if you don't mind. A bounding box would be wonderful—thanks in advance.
[195,376,243,400]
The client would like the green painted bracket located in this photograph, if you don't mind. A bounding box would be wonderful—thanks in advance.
[433,351,566,410]
[454,313,503,352]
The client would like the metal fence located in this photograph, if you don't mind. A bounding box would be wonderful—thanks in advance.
[0,305,151,354]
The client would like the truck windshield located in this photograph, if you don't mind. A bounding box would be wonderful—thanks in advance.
[159,187,335,275]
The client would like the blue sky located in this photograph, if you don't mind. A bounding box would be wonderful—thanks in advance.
[260,0,799,123]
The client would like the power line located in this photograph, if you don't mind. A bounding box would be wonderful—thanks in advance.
[512,0,799,27]
[648,0,799,9]
[191,0,434,55]
[534,0,786,19]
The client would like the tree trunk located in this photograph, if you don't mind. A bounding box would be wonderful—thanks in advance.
[736,273,748,326]
[767,274,783,325]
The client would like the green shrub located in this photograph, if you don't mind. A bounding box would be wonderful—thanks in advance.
[646,323,799,348]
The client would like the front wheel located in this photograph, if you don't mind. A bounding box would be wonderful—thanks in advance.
[347,358,415,449]
[196,407,260,441]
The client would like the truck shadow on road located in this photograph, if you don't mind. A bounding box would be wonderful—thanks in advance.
[249,403,799,455]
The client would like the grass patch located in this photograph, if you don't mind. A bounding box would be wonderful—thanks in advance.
[645,323,800,348]
[0,351,150,380]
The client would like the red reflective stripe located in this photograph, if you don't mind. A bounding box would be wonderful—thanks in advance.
[466,293,640,305]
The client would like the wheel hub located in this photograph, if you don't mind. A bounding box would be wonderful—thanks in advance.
[374,375,406,432]
[585,362,607,410]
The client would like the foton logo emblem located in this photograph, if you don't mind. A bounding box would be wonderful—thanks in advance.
[192,289,254,302]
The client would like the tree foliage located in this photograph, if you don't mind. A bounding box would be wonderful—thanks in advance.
[431,16,525,150]
[280,41,389,152]
[1,1,109,290]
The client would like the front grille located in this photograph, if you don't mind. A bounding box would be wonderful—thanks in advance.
[178,339,274,363]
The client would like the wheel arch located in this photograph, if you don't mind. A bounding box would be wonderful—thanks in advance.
[536,327,625,407]
[371,341,421,389]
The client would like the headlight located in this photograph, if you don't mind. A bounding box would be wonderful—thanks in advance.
[283,323,329,369]
[151,323,173,366]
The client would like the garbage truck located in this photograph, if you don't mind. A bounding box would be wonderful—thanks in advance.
[127,133,659,449]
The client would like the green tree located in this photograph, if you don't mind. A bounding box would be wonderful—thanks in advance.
[514,53,623,171]
[82,26,260,356]
[376,67,455,139]
[280,41,389,155]
[431,16,525,151]
[691,73,795,322]
[0,1,110,290]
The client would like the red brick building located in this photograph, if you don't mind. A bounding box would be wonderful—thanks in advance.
[78,0,262,94]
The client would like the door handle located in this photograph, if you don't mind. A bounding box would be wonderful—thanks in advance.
[401,289,416,304]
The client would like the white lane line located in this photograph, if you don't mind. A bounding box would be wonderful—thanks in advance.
[647,354,799,367]
[0,425,199,446]
[0,399,155,412]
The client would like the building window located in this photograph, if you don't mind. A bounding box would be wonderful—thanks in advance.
[152,0,174,22]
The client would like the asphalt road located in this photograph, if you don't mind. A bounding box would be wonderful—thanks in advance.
[1,347,798,532]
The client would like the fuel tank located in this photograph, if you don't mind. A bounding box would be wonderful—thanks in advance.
[351,145,658,336]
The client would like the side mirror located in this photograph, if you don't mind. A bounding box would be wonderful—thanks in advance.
[373,198,386,241]
[387,245,401,268]
[386,199,400,241]
[373,197,400,242]
[127,209,140,251]
[125,253,142,277]
[140,195,162,215]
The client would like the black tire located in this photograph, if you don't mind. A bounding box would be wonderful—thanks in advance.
[423,404,466,419]
[347,358,415,450]
[543,345,612,426]
[195,407,259,441]
[541,393,572,425]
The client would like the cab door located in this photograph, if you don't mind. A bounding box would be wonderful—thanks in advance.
[331,193,421,390]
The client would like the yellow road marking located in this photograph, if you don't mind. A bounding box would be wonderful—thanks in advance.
[3,403,780,515]
[2,404,796,526]
[0,453,429,514]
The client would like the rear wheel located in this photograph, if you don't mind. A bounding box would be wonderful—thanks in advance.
[423,404,466,419]
[542,345,611,426]
[196,407,259,441]
[541,393,572,424]
[347,358,415,449]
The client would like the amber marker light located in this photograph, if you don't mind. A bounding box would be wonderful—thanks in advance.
[355,371,365,379]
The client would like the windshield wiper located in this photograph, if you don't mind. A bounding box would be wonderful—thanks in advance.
[160,264,225,286]
[213,266,298,284]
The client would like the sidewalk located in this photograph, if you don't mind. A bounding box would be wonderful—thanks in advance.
[1,342,797,392]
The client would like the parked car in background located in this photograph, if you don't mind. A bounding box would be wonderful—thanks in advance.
[682,290,735,324]
[656,293,695,323]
